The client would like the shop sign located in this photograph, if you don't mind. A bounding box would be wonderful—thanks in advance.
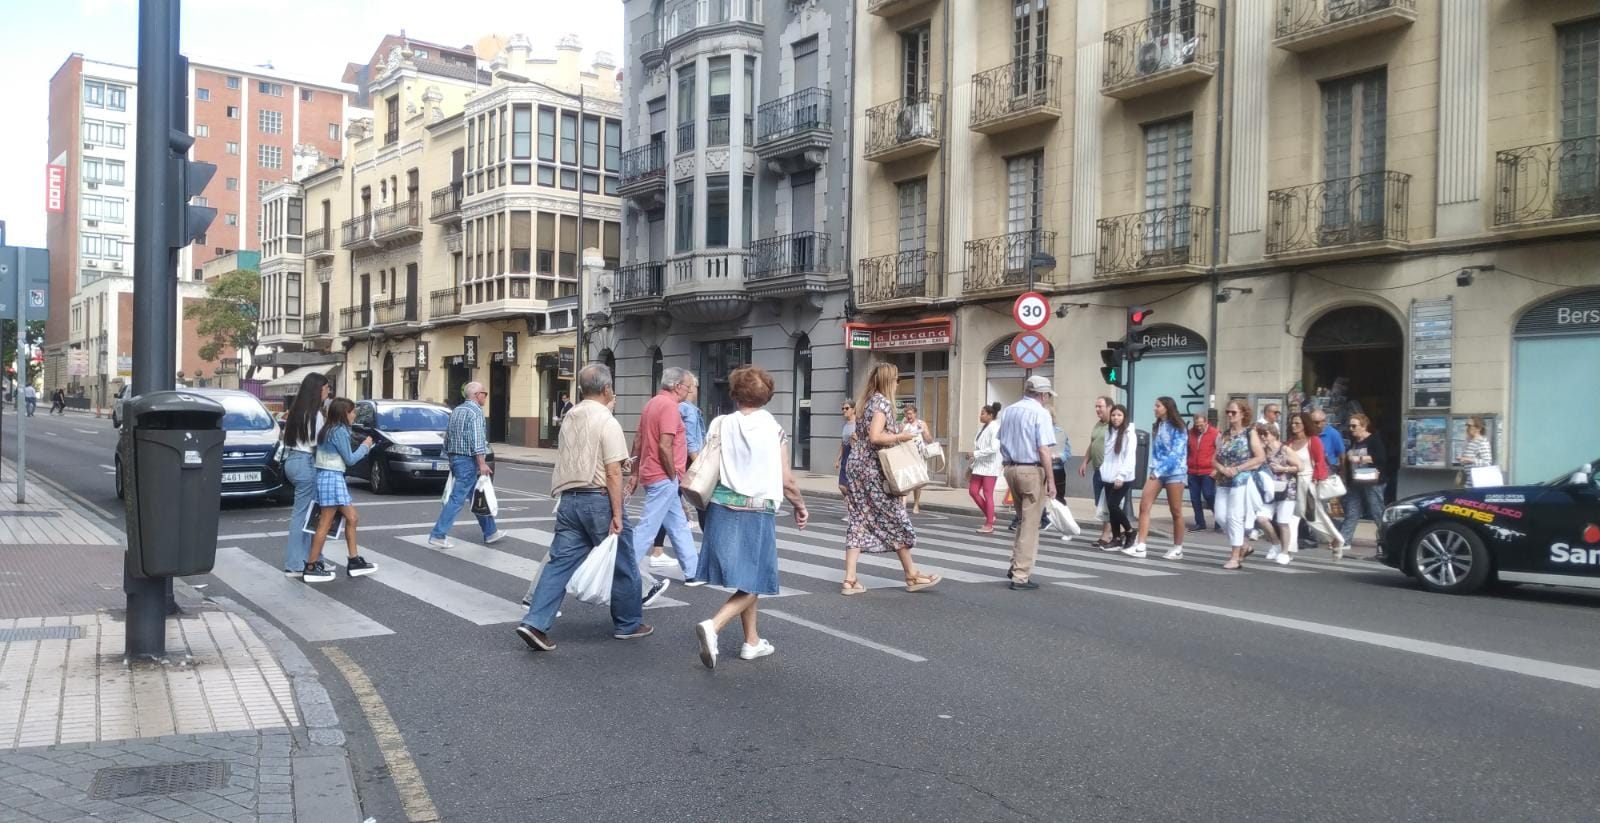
[1513,289,1600,337]
[1409,298,1453,409]
[1134,324,1207,355]
[847,319,953,351]
[848,328,873,350]
[502,332,519,365]
[416,341,430,370]
[463,336,479,368]
[558,346,575,378]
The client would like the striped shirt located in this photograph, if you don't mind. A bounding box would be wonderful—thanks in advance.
[444,401,489,457]
[997,396,1056,464]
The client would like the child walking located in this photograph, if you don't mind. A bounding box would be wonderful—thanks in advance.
[304,398,378,583]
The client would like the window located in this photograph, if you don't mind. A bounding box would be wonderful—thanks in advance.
[677,66,696,152]
[81,119,126,147]
[897,178,928,252]
[902,27,931,100]
[259,144,282,169]
[259,109,283,134]
[328,123,340,141]
[604,120,621,171]
[512,104,532,159]
[80,233,124,260]
[226,105,239,118]
[706,176,730,246]
[510,211,532,273]
[225,141,239,155]
[1006,152,1045,267]
[1321,69,1387,227]
[1012,0,1049,96]
[104,159,125,185]
[675,182,694,252]
[1143,117,1193,250]
[301,89,314,102]
[194,197,209,207]
[196,124,209,138]
[226,75,240,89]
[1557,19,1600,205]
[708,57,731,147]
[744,57,756,146]
[287,197,303,235]
[196,87,211,101]
[225,177,238,191]
[742,175,754,248]
[259,180,273,194]
[225,213,238,226]
[537,107,556,162]
[696,339,753,420]
[259,81,284,96]
[81,195,125,223]
[108,85,126,110]
[83,80,103,107]
[385,96,400,143]
[582,115,600,168]
[560,112,578,165]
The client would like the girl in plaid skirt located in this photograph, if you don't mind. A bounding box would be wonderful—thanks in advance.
[303,398,377,583]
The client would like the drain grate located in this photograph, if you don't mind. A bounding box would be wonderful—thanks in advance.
[0,626,84,642]
[0,510,60,518]
[88,762,230,800]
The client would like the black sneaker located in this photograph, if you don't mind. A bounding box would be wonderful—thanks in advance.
[1009,579,1041,591]
[302,561,335,584]
[642,578,672,608]
[346,556,377,577]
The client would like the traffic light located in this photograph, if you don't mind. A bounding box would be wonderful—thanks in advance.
[1126,305,1154,362]
[169,57,216,249]
[1100,341,1125,387]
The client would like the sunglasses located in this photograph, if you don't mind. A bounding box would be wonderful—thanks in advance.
[1226,410,1239,416]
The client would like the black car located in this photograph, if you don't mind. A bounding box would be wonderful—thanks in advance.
[115,388,287,502]
[345,400,494,494]
[1377,459,1600,595]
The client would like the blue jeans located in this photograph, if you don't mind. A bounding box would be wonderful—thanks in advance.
[282,451,317,572]
[25,399,36,416]
[1339,482,1386,544]
[1188,473,1215,528]
[521,492,641,634]
[633,479,698,580]
[429,455,498,540]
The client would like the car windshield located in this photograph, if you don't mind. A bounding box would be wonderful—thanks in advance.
[1543,459,1600,487]
[217,395,275,431]
[376,405,451,432]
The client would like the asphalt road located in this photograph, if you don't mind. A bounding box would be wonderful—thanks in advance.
[7,405,1600,822]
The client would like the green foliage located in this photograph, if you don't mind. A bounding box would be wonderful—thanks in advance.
[184,269,261,378]
[1,320,46,383]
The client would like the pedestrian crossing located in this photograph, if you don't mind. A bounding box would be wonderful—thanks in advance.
[203,505,1387,646]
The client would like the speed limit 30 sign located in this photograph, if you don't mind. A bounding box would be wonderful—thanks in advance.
[1012,291,1050,332]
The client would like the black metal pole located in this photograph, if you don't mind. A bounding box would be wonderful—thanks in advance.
[576,86,586,373]
[127,0,180,660]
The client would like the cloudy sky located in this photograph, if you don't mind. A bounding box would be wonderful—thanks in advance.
[0,0,623,248]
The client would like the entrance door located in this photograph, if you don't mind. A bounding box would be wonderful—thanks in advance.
[360,275,371,327]
[1303,306,1402,498]
[489,361,510,443]
[794,335,812,470]
[540,368,565,448]
[381,353,394,400]
[446,362,469,407]
[405,263,418,321]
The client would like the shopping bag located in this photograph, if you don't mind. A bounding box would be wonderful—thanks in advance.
[472,475,498,517]
[1315,475,1346,501]
[441,471,455,504]
[878,440,931,495]
[303,504,344,540]
[921,440,947,474]
[1469,466,1504,488]
[682,416,724,509]
[1048,498,1082,537]
[566,534,618,606]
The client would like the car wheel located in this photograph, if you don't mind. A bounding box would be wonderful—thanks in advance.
[114,456,125,500]
[369,461,389,495]
[1411,522,1490,595]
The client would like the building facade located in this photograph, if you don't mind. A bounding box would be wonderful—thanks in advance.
[603,0,854,471]
[43,54,349,407]
[257,35,623,447]
[851,0,1600,496]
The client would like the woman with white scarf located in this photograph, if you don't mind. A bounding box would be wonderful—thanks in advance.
[693,366,809,670]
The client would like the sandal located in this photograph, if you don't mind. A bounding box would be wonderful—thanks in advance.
[904,572,942,592]
[1222,560,1242,570]
[976,526,994,534]
[840,579,867,596]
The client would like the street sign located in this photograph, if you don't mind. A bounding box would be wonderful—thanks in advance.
[1012,291,1049,332]
[0,247,51,322]
[1010,331,1051,368]
[45,165,66,214]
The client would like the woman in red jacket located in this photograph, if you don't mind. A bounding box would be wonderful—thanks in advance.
[1186,414,1219,531]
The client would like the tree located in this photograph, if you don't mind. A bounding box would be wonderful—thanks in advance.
[185,269,262,380]
[1,320,46,385]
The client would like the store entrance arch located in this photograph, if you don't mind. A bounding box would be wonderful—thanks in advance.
[1303,305,1403,495]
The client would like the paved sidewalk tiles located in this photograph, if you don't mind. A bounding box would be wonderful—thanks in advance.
[0,460,120,547]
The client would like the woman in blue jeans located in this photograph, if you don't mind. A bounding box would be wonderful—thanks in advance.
[280,373,331,577]
[1338,413,1387,549]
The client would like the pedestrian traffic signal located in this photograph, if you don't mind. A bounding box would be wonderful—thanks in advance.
[1125,305,1154,363]
[1100,342,1125,387]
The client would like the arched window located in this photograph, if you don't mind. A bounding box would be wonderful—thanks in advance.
[600,348,617,377]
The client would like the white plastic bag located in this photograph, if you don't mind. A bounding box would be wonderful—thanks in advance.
[1048,498,1081,538]
[473,475,499,517]
[441,471,454,504]
[566,534,618,606]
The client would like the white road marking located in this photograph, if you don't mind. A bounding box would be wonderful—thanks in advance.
[776,526,1096,582]
[1056,582,1600,690]
[321,548,526,626]
[75,429,98,435]
[42,431,57,438]
[763,609,927,663]
[805,521,1176,578]
[209,548,393,642]
[217,515,554,541]
[323,647,441,822]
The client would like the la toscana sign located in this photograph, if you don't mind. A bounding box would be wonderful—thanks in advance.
[845,319,953,351]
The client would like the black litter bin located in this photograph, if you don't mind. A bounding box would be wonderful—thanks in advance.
[119,391,226,578]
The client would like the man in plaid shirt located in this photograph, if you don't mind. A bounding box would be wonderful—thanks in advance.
[428,381,501,548]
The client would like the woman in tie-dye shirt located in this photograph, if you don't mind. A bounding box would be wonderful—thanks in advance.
[1125,397,1190,561]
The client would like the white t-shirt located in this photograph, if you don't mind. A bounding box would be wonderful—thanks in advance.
[287,412,326,453]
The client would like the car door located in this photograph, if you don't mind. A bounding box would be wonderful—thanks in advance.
[1530,471,1600,581]
[347,402,379,479]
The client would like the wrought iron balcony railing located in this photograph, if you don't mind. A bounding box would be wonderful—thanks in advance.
[971,54,1063,132]
[620,143,668,186]
[340,214,372,248]
[707,115,731,147]
[1494,135,1600,226]
[758,88,832,145]
[430,184,462,220]
[865,92,943,161]
[1103,3,1218,92]
[303,228,332,257]
[1277,0,1415,41]
[1096,206,1212,276]
[748,231,830,280]
[615,262,667,302]
[677,122,696,153]
[304,311,328,337]
[383,126,399,146]
[660,0,761,43]
[855,250,942,305]
[430,288,460,320]
[338,305,368,332]
[372,201,421,238]
[964,229,1058,293]
[374,296,416,326]
[1267,170,1410,255]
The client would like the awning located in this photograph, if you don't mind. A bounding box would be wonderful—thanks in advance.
[262,363,341,395]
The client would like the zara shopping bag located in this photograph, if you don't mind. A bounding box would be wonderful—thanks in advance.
[878,440,931,496]
[566,534,619,606]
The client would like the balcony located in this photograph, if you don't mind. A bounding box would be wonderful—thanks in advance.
[1096,206,1212,278]
[1103,4,1218,100]
[677,122,696,154]
[458,275,550,320]
[971,54,1063,135]
[338,306,373,337]
[867,0,935,18]
[304,228,335,261]
[1275,0,1415,53]
[340,214,376,250]
[756,89,831,171]
[259,319,302,348]
[619,143,668,206]
[855,251,943,310]
[640,29,665,69]
[1267,170,1411,260]
[429,288,461,322]
[963,229,1058,296]
[1494,136,1600,232]
[660,0,762,49]
[612,262,668,316]
[373,296,420,332]
[747,232,831,298]
[865,92,943,164]
[372,201,422,243]
[304,310,332,345]
[665,251,752,324]
[430,184,462,223]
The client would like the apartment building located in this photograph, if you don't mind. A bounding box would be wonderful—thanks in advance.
[257,35,623,447]
[851,0,1600,496]
[602,0,854,470]
[43,53,349,407]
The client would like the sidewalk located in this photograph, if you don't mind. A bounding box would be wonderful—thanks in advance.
[0,459,362,822]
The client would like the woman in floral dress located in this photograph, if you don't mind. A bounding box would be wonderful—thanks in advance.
[840,361,941,596]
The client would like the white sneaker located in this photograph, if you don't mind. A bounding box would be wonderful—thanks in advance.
[739,639,775,660]
[1275,551,1293,566]
[1121,542,1147,559]
[1163,546,1184,560]
[1248,528,1264,541]
[484,531,505,545]
[695,620,718,670]
[427,537,453,549]
[1265,545,1281,562]
[648,555,676,568]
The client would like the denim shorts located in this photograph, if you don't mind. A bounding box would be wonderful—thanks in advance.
[1154,473,1187,487]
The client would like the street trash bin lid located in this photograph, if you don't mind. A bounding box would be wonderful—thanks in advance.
[126,391,226,430]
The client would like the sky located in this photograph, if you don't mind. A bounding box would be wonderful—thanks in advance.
[0,0,623,249]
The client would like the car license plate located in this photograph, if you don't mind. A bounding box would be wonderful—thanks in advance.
[431,461,448,471]
[222,471,262,484]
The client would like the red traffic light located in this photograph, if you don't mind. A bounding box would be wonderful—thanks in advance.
[1128,306,1154,327]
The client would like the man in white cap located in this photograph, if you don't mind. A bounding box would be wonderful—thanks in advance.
[997,375,1058,590]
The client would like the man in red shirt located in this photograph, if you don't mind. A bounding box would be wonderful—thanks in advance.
[1187,412,1219,531]
[627,367,702,585]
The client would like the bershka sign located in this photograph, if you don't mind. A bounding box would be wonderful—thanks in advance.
[1514,290,1600,338]
[45,165,66,213]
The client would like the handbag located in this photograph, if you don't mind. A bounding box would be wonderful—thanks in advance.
[921,440,947,473]
[681,415,724,509]
[878,440,931,495]
[1351,466,1380,484]
[1315,475,1346,500]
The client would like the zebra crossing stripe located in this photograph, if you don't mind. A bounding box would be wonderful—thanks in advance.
[210,548,394,642]
[801,521,1177,578]
[322,548,526,626]
[774,532,1094,583]
[396,532,692,608]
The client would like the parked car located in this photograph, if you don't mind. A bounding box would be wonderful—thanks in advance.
[115,388,287,502]
[1377,459,1600,595]
[111,386,127,428]
[345,400,495,494]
